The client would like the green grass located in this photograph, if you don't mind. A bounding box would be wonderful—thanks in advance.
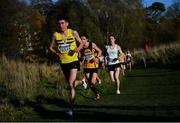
[0,64,180,122]
[74,67,180,121]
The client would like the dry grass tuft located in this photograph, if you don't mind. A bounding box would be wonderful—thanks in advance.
[0,55,66,99]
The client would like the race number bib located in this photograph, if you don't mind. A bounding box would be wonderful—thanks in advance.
[84,53,94,60]
[58,44,70,53]
[108,57,117,62]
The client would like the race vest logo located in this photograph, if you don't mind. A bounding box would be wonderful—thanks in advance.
[63,40,67,43]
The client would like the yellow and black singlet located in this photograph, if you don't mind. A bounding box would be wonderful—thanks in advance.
[82,42,99,68]
[54,29,78,64]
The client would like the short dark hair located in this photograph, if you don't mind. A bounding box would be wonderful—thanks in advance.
[58,15,69,22]
[108,33,116,38]
[80,32,89,39]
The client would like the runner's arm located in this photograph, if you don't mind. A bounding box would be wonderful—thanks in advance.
[72,30,84,52]
[92,42,102,58]
[49,34,60,56]
[117,45,123,56]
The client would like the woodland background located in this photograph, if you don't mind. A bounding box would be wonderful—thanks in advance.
[0,0,179,62]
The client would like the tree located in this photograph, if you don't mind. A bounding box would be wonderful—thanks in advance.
[0,0,28,56]
[31,0,53,17]
[0,0,47,62]
[147,2,166,22]
[160,1,180,42]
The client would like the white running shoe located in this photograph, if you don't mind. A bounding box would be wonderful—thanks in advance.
[98,79,101,84]
[82,80,87,89]
[66,109,74,117]
[116,90,120,94]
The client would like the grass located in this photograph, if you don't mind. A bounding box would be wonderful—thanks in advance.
[0,55,66,99]
[132,41,180,65]
[1,62,180,121]
[73,66,180,122]
[0,41,180,121]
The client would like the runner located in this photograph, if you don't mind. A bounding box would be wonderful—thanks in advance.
[119,51,126,76]
[49,16,84,116]
[105,34,123,94]
[80,33,102,100]
[126,50,133,72]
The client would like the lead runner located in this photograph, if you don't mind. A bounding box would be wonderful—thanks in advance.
[49,16,84,116]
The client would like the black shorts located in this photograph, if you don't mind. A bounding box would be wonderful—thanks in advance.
[126,60,132,64]
[60,61,80,81]
[120,62,126,65]
[84,68,98,74]
[120,62,126,69]
[107,63,120,71]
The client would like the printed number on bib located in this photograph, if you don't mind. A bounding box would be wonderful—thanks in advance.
[58,44,70,53]
[85,53,94,60]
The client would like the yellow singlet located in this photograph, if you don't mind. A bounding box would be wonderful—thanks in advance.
[83,47,99,68]
[54,29,78,64]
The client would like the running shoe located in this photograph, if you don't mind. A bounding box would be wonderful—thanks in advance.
[98,79,101,84]
[94,94,101,101]
[66,109,74,117]
[82,79,87,89]
[116,90,120,94]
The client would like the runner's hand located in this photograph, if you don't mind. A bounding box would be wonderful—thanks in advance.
[113,58,118,62]
[94,57,99,63]
[68,50,76,56]
[55,52,61,59]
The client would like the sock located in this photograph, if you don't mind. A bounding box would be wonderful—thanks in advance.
[90,84,98,95]
[69,98,75,111]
